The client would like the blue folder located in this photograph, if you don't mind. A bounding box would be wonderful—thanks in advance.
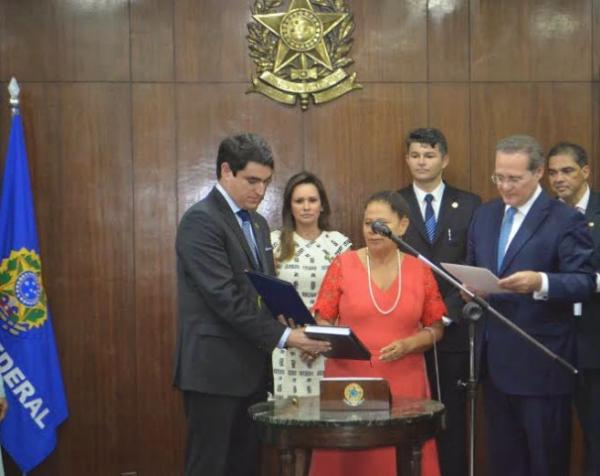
[245,270,316,326]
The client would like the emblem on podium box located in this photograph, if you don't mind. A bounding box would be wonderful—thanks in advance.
[343,382,365,407]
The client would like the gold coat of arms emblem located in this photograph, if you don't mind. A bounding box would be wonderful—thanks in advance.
[247,0,362,110]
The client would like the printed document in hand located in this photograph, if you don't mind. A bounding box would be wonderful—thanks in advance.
[441,263,508,294]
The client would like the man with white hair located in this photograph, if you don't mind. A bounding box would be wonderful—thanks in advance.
[467,135,595,476]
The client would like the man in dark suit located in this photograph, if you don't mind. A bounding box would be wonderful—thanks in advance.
[548,142,600,476]
[398,128,480,476]
[466,134,595,476]
[173,133,330,476]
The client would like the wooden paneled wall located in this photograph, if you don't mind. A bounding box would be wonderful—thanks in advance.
[0,0,598,474]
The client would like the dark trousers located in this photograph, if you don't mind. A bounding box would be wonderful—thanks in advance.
[483,378,571,476]
[575,368,600,476]
[426,351,468,476]
[183,389,266,476]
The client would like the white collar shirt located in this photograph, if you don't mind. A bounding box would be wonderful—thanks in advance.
[413,181,445,221]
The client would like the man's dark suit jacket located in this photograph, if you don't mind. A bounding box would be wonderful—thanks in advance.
[467,191,595,395]
[578,191,600,369]
[399,184,481,351]
[173,187,285,397]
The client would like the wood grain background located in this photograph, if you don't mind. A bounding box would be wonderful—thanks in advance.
[0,0,598,474]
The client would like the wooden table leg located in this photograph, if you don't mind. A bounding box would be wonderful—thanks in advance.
[396,442,422,476]
[297,449,311,476]
[279,448,295,476]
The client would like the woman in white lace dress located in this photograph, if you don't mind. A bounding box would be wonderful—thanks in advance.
[270,172,351,397]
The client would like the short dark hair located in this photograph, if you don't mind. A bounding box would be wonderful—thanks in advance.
[278,172,331,262]
[496,135,544,170]
[216,133,274,179]
[547,142,588,168]
[406,128,448,156]
[365,190,410,220]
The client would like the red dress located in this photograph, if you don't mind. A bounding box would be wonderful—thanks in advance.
[309,251,446,476]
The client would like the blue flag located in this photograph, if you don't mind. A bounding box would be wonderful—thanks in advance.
[0,111,68,472]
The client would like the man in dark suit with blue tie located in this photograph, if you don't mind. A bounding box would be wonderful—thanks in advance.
[399,128,481,476]
[467,135,595,476]
[173,133,329,476]
[548,142,600,476]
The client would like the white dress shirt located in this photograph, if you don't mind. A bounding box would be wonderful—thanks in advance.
[413,181,445,221]
[215,183,291,347]
[413,182,452,325]
[500,185,549,298]
[569,185,596,316]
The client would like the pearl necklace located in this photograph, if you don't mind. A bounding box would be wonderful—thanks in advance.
[366,249,402,315]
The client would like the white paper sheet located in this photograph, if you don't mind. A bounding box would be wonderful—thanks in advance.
[441,262,508,294]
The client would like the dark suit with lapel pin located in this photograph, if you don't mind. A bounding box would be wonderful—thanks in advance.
[399,183,480,476]
[575,190,600,475]
[174,186,286,476]
[467,190,595,476]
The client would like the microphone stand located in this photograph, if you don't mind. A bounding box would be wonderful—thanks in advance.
[371,222,578,476]
[459,301,483,476]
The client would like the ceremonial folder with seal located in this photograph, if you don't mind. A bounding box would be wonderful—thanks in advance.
[245,270,316,326]
[246,271,370,360]
[304,325,371,361]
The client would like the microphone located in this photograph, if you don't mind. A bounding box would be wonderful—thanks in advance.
[370,220,427,263]
[371,220,392,237]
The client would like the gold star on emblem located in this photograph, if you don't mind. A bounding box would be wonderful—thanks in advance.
[253,0,347,73]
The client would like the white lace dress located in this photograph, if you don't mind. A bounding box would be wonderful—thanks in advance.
[270,230,352,397]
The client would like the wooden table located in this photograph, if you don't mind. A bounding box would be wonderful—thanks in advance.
[249,396,445,476]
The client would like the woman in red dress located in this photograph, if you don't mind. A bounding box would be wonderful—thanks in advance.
[309,190,446,476]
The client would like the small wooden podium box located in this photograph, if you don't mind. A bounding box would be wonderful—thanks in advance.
[320,378,391,411]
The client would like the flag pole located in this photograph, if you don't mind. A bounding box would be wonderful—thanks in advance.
[0,77,19,476]
[1,75,67,475]
[3,77,17,476]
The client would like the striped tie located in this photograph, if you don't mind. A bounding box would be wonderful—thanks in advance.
[424,194,436,243]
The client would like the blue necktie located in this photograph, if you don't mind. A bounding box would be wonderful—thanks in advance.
[497,207,517,270]
[237,209,261,269]
[424,194,436,243]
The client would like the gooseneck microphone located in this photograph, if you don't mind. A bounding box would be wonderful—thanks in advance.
[368,215,575,374]
[369,209,577,476]
[371,219,422,258]
[370,220,392,237]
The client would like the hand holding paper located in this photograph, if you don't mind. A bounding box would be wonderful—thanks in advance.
[497,271,543,294]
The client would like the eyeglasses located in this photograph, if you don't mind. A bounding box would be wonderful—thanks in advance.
[490,174,528,186]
